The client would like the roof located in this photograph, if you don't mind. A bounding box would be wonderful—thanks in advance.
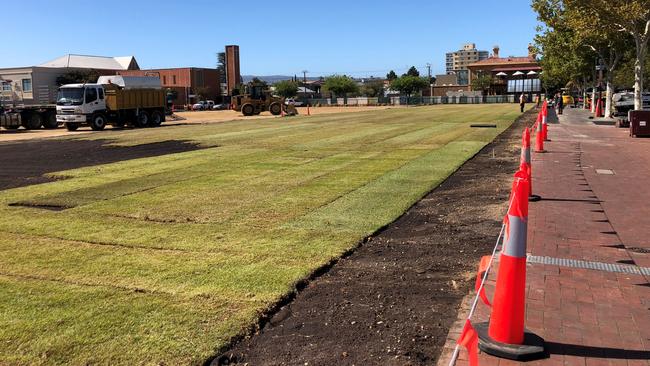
[491,66,542,72]
[39,54,139,70]
[468,56,537,67]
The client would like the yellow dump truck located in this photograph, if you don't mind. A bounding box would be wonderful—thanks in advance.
[56,76,166,131]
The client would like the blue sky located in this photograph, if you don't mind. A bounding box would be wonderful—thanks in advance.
[3,0,539,77]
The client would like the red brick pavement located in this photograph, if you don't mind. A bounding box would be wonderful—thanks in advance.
[438,107,650,366]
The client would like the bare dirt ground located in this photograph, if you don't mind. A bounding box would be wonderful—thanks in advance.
[213,111,535,366]
[0,139,201,190]
[0,106,396,143]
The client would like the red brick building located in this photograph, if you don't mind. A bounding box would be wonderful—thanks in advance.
[118,67,221,105]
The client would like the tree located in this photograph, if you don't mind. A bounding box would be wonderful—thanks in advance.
[405,66,420,77]
[390,75,429,103]
[55,70,100,86]
[361,80,385,97]
[562,1,632,117]
[564,0,650,110]
[471,73,494,94]
[533,0,596,104]
[323,75,359,98]
[216,52,226,84]
[274,80,299,98]
[250,77,268,89]
[386,70,398,81]
[195,86,211,101]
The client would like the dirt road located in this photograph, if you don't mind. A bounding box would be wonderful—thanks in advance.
[0,106,396,143]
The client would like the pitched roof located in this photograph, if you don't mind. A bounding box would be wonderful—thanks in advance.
[39,54,139,70]
[468,56,537,67]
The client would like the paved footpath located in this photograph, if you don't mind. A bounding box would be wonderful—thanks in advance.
[438,107,650,366]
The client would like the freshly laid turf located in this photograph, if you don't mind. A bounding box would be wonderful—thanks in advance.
[0,105,521,364]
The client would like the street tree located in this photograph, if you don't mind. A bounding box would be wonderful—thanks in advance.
[216,52,226,84]
[274,80,299,98]
[533,0,596,107]
[564,0,650,110]
[323,75,359,98]
[561,0,632,116]
[386,70,398,80]
[390,75,428,104]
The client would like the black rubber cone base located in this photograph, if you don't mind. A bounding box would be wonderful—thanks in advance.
[475,322,546,361]
[529,194,542,202]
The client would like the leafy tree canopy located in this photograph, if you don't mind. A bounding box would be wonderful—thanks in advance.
[404,66,420,77]
[274,80,299,98]
[386,70,398,80]
[323,75,359,97]
[390,75,428,96]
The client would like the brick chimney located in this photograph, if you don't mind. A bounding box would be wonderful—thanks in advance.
[493,45,500,58]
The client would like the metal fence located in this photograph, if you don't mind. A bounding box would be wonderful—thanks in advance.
[300,95,516,106]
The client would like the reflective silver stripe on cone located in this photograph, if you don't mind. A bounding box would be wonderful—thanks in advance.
[522,147,531,164]
[503,214,527,258]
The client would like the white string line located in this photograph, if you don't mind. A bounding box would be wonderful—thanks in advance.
[447,178,521,366]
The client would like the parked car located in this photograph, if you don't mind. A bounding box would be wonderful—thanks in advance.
[205,100,215,109]
[284,98,304,107]
[212,103,228,110]
[192,101,207,110]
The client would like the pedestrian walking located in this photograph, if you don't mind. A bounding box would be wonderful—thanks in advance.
[519,93,526,113]
[535,94,540,108]
[557,93,564,115]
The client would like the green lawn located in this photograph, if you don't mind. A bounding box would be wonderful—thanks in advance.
[0,105,521,365]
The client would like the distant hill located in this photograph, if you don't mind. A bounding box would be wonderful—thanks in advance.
[242,75,322,84]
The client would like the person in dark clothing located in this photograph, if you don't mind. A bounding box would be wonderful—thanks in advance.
[519,93,526,113]
[557,93,564,115]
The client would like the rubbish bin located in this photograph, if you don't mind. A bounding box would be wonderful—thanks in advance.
[629,110,650,137]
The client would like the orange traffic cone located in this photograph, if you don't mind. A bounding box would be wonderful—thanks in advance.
[595,98,603,118]
[475,170,545,361]
[521,128,541,202]
[541,101,549,141]
[534,112,545,153]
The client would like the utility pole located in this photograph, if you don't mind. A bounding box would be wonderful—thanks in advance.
[302,70,308,100]
[426,63,432,101]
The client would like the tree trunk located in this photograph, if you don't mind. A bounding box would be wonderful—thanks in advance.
[591,87,597,113]
[605,78,614,118]
[633,41,646,110]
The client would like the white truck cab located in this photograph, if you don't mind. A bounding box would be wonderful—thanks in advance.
[56,84,106,126]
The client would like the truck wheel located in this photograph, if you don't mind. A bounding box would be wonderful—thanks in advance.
[66,123,79,131]
[269,102,282,115]
[149,111,163,127]
[136,111,149,127]
[241,104,255,116]
[23,113,42,130]
[43,112,58,129]
[90,113,107,131]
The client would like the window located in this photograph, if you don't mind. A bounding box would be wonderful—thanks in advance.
[21,79,32,92]
[85,87,97,103]
[163,75,167,84]
[2,83,11,91]
[98,88,104,100]
[172,75,176,84]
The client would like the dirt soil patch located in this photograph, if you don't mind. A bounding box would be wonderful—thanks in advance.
[214,111,535,366]
[0,139,201,190]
